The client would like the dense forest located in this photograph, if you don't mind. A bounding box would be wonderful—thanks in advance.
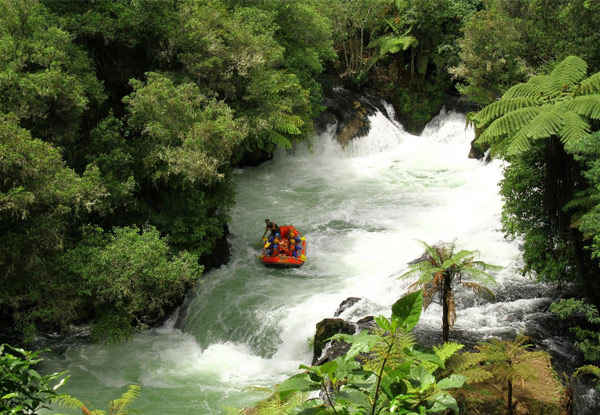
[2,0,600,414]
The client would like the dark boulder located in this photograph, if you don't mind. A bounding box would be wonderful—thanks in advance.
[316,76,392,146]
[312,318,356,365]
[334,297,362,317]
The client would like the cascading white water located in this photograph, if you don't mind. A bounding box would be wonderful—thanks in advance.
[41,105,557,414]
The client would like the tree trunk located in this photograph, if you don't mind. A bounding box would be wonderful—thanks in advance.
[507,379,513,415]
[442,275,451,343]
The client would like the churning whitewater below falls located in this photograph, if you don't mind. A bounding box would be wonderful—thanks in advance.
[41,104,565,414]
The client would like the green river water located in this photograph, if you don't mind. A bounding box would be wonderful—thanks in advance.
[40,106,553,414]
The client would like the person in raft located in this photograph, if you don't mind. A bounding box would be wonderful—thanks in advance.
[262,219,280,241]
[264,233,280,256]
[288,238,298,258]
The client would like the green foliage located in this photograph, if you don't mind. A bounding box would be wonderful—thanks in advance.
[450,8,527,105]
[399,240,499,343]
[565,132,600,262]
[175,0,322,153]
[52,385,141,415]
[0,0,104,149]
[59,225,202,342]
[551,298,600,361]
[247,291,467,415]
[474,335,548,415]
[453,0,600,105]
[0,114,106,335]
[498,141,578,284]
[0,344,67,415]
[125,72,245,185]
[472,56,600,154]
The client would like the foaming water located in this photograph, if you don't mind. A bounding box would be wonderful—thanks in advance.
[41,105,554,414]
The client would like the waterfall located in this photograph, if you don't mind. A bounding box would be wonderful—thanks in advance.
[40,102,565,414]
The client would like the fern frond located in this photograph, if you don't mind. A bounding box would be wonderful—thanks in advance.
[368,33,417,55]
[444,352,486,373]
[460,281,495,300]
[550,55,588,90]
[471,97,538,127]
[527,105,565,140]
[434,342,464,363]
[502,76,547,99]
[273,113,303,135]
[449,249,478,266]
[462,267,498,286]
[268,130,292,149]
[506,126,533,154]
[568,95,600,119]
[52,394,86,410]
[478,107,541,144]
[252,390,308,415]
[578,71,600,95]
[558,110,590,144]
[460,368,494,384]
[110,385,141,415]
[363,330,415,373]
[417,240,442,265]
[423,284,437,310]
[573,364,600,379]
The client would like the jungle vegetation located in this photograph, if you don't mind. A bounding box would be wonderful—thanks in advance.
[4,0,600,413]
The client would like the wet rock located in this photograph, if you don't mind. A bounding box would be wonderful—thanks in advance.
[570,375,600,415]
[312,318,356,365]
[355,316,376,333]
[316,76,391,146]
[334,297,362,317]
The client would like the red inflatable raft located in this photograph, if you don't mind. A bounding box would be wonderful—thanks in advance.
[261,225,306,268]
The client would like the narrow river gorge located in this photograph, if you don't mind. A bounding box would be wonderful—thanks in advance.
[41,100,574,414]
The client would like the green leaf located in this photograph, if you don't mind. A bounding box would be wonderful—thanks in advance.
[289,399,328,415]
[277,373,321,399]
[335,387,370,409]
[2,393,18,400]
[375,315,392,331]
[428,393,459,413]
[409,366,435,388]
[437,374,468,390]
[391,290,423,332]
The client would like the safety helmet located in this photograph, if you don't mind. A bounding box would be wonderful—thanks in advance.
[275,233,280,237]
[289,232,295,237]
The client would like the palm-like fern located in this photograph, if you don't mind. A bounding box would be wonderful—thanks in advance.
[475,335,548,415]
[471,56,600,154]
[399,240,500,343]
[362,326,416,374]
[230,387,307,415]
[52,385,141,415]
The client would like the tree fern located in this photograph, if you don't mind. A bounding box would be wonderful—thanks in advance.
[559,110,591,144]
[472,98,540,127]
[578,72,600,95]
[399,241,498,342]
[568,95,600,119]
[478,107,541,144]
[502,76,548,99]
[475,56,600,155]
[549,55,588,90]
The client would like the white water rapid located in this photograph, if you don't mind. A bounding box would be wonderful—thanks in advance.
[41,104,558,414]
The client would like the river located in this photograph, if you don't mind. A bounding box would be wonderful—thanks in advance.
[41,102,559,414]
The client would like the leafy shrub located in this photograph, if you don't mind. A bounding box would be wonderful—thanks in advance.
[0,344,66,415]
